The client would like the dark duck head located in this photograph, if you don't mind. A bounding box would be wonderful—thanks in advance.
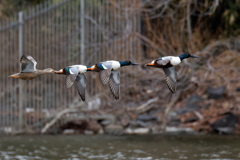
[119,60,139,67]
[179,53,199,61]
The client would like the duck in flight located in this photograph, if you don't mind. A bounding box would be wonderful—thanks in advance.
[87,60,139,100]
[53,65,90,101]
[9,55,56,80]
[145,53,199,93]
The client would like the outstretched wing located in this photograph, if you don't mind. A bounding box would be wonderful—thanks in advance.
[20,55,37,72]
[156,57,171,66]
[109,70,120,100]
[75,73,86,101]
[100,61,113,69]
[163,67,177,93]
[65,74,77,89]
[99,68,112,85]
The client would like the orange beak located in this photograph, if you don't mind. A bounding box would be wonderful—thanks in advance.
[52,69,63,74]
[145,63,154,66]
[9,75,19,78]
[87,66,96,71]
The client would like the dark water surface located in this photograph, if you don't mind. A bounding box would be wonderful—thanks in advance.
[0,135,239,160]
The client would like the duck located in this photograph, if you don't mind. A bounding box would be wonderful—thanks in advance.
[87,60,139,100]
[145,53,199,93]
[9,55,56,80]
[53,65,89,101]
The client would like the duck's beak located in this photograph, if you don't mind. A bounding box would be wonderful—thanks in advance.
[52,69,63,74]
[87,65,95,71]
[131,62,139,65]
[190,54,199,58]
[9,75,19,78]
[145,63,154,66]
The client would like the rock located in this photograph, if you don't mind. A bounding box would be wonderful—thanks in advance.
[210,113,238,134]
[100,120,111,126]
[165,127,197,135]
[236,87,240,92]
[87,120,102,134]
[136,114,157,121]
[168,118,181,126]
[185,95,203,110]
[184,116,198,123]
[84,130,94,135]
[124,128,150,135]
[87,98,101,110]
[104,124,124,135]
[60,120,88,134]
[98,129,104,134]
[129,120,151,128]
[63,129,75,135]
[207,86,226,99]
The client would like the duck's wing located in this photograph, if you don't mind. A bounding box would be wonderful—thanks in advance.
[163,67,177,93]
[100,61,112,69]
[99,68,112,85]
[65,74,77,89]
[65,67,79,88]
[20,55,37,72]
[109,70,120,100]
[156,57,171,66]
[75,73,86,101]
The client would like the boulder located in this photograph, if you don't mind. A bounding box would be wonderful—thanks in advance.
[168,118,181,126]
[210,113,238,134]
[87,120,102,134]
[104,124,124,135]
[184,116,198,123]
[207,86,226,99]
[129,120,151,128]
[236,87,240,92]
[136,114,157,121]
[185,95,203,110]
[124,128,150,135]
[63,129,75,135]
[165,127,197,135]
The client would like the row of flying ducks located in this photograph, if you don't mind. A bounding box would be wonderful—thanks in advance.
[9,53,199,100]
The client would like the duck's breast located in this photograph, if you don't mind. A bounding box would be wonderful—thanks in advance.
[76,65,87,73]
[100,60,120,70]
[169,56,181,66]
[109,61,120,70]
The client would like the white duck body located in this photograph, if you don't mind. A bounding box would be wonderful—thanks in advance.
[100,60,121,70]
[162,56,181,66]
[68,65,87,74]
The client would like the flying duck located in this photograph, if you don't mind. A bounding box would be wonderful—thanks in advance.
[87,60,139,100]
[145,53,199,93]
[9,55,56,80]
[53,65,89,101]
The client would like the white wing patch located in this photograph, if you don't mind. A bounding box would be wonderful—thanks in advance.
[69,69,75,74]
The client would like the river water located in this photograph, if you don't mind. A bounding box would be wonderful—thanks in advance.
[0,135,239,160]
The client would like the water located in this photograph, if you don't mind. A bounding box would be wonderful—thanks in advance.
[0,135,239,160]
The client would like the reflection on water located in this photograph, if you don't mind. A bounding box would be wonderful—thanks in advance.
[0,135,239,160]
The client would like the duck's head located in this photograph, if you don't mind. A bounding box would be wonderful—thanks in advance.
[179,53,199,60]
[120,60,139,66]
